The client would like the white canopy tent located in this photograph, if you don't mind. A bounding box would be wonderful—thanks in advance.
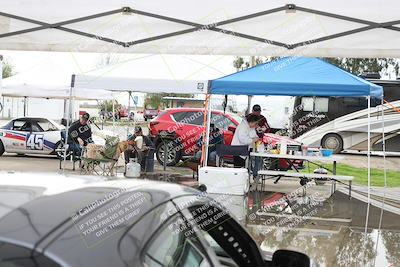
[73,54,230,94]
[0,0,399,57]
[1,86,115,101]
[1,62,116,100]
[70,54,232,136]
[0,64,116,118]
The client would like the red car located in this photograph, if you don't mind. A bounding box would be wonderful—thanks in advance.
[149,108,241,165]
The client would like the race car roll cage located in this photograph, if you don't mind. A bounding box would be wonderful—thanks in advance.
[1,4,399,51]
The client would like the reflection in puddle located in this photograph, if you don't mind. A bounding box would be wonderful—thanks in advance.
[248,227,400,267]
[212,189,400,267]
[151,173,400,266]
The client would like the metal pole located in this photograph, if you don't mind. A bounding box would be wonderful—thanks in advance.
[63,74,75,171]
[163,139,167,172]
[23,97,27,116]
[363,95,371,246]
[0,56,3,118]
[373,97,388,266]
[1,96,4,118]
[0,55,6,118]
[112,97,115,129]
[203,94,212,167]
[127,91,131,137]
[246,56,256,115]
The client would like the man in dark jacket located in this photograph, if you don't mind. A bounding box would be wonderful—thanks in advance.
[246,104,270,138]
[67,113,93,159]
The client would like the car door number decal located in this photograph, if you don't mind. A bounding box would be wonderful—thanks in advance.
[26,134,44,150]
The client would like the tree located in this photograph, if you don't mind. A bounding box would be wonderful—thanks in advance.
[99,100,120,113]
[1,58,14,78]
[144,94,163,109]
[323,58,400,78]
[96,53,121,68]
[233,56,265,71]
[234,55,400,78]
[233,56,245,71]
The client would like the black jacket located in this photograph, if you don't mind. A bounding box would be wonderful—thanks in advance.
[67,120,92,145]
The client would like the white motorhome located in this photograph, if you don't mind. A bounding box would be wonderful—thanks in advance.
[290,78,400,153]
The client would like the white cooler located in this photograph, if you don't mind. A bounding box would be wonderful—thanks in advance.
[198,166,249,195]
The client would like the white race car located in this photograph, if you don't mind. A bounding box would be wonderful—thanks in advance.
[0,117,64,157]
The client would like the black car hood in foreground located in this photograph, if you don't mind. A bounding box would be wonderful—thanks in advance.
[0,172,201,267]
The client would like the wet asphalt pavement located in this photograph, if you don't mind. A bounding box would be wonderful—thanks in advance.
[1,154,400,266]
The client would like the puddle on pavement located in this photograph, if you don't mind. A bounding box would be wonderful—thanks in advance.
[141,173,400,266]
[245,191,400,267]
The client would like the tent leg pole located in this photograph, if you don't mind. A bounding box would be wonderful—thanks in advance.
[373,98,388,266]
[23,97,26,116]
[63,75,75,172]
[112,97,115,130]
[363,95,371,249]
[127,91,131,137]
[203,95,212,167]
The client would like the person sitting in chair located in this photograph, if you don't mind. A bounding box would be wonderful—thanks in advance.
[194,123,223,165]
[67,113,93,160]
[124,126,154,171]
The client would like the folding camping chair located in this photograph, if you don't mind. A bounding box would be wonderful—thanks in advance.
[215,144,249,167]
[80,136,120,176]
[57,131,80,171]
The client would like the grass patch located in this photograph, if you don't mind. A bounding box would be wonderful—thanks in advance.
[301,162,400,187]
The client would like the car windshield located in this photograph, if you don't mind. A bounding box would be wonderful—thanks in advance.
[36,119,59,131]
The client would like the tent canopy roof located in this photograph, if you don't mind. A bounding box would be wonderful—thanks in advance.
[209,57,383,98]
[73,55,227,94]
[1,87,114,100]
[1,0,400,57]
[1,66,115,100]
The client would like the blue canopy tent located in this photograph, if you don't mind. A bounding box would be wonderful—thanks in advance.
[202,57,385,237]
[210,57,383,98]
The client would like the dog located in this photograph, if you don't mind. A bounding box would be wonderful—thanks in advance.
[114,141,130,160]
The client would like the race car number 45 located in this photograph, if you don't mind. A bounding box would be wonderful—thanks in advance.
[26,134,44,150]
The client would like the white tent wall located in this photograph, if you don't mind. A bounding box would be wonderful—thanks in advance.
[0,96,67,119]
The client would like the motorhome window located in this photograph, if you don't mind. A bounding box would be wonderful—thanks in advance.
[343,97,369,108]
[301,97,328,112]
[315,98,329,112]
[301,97,314,111]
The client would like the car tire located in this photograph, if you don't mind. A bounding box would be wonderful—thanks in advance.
[321,133,343,154]
[156,140,182,166]
[0,140,4,156]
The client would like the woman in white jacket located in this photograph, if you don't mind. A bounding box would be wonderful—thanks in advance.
[231,114,260,167]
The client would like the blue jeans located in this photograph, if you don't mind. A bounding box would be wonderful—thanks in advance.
[252,156,261,180]
[68,143,82,160]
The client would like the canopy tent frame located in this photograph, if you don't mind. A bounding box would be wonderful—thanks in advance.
[202,60,388,254]
[203,89,386,255]
[1,4,400,53]
[65,73,209,171]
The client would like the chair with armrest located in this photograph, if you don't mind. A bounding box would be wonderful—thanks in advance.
[215,144,249,168]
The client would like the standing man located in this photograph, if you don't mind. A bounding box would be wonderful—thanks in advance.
[246,104,270,138]
[231,114,260,167]
[67,113,93,159]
